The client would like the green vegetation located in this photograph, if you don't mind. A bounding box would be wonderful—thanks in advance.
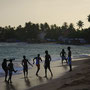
[0,15,90,44]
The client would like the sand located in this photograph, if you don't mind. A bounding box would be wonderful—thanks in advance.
[0,58,90,90]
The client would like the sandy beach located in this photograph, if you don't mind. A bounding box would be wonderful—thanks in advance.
[0,58,90,90]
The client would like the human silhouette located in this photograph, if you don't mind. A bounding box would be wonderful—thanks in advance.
[22,55,33,77]
[60,49,67,65]
[2,59,9,82]
[44,50,53,77]
[8,60,17,83]
[33,54,42,76]
[67,47,72,71]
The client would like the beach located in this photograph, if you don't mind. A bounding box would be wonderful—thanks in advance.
[0,57,90,90]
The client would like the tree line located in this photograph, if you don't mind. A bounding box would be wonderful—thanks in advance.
[0,15,90,43]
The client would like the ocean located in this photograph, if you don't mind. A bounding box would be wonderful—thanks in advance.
[0,43,90,77]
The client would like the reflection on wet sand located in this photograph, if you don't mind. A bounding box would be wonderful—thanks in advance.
[24,77,31,87]
[36,75,43,83]
[5,82,17,90]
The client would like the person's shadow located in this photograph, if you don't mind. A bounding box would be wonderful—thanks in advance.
[5,82,16,90]
[37,75,43,83]
[62,64,68,70]
[44,76,53,81]
[24,77,31,87]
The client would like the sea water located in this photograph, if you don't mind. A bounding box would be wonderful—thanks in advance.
[0,43,90,76]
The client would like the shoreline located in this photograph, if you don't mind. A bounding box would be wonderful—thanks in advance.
[0,57,88,77]
[0,42,89,45]
[0,58,90,90]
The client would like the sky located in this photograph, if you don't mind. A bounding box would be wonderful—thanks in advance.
[0,0,90,28]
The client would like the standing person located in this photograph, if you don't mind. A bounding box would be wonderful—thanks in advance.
[60,49,67,65]
[67,47,72,71]
[44,50,53,77]
[22,55,33,77]
[2,59,8,82]
[8,60,17,83]
[33,54,42,76]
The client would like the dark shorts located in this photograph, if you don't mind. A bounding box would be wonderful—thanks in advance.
[23,66,28,72]
[68,57,71,65]
[44,63,50,69]
[3,69,8,74]
[9,70,12,76]
[36,64,40,68]
[62,56,67,60]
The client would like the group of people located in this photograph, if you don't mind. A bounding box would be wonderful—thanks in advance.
[22,50,53,77]
[60,47,72,71]
[2,59,17,83]
[2,50,53,83]
[2,46,72,83]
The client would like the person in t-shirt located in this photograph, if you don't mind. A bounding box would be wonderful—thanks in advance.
[33,54,42,76]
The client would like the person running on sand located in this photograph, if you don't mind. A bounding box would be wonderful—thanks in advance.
[67,47,72,71]
[2,59,9,82]
[60,49,67,65]
[8,59,17,83]
[33,54,42,76]
[44,50,53,77]
[22,55,33,77]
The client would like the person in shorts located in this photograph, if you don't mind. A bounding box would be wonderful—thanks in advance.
[44,50,53,77]
[8,60,17,83]
[33,54,42,76]
[2,59,9,82]
[67,47,72,71]
[60,49,67,65]
[22,55,33,77]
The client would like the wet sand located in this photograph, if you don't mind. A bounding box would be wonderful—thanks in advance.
[29,58,90,90]
[0,58,90,90]
[0,60,68,90]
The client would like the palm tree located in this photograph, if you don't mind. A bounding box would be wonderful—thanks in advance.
[44,22,50,31]
[77,20,84,30]
[87,14,90,22]
[68,23,74,30]
[40,23,44,31]
[68,23,75,32]
[62,22,68,29]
